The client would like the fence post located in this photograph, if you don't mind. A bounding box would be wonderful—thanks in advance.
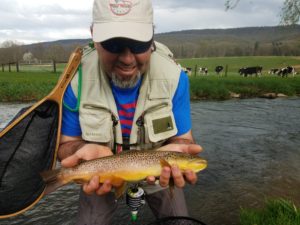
[16,61,19,72]
[8,63,11,72]
[53,60,56,73]
[225,64,228,77]
[194,64,197,77]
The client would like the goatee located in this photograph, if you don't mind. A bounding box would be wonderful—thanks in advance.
[111,72,141,89]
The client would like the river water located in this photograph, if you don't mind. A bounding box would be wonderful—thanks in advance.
[0,98,300,225]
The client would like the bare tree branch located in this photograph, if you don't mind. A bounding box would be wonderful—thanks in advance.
[225,0,300,25]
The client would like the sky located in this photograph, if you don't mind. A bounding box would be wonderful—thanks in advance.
[0,0,285,45]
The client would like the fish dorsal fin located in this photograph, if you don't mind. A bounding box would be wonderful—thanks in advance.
[160,158,171,168]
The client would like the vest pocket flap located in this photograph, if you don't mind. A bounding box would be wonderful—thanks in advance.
[148,80,170,100]
[144,111,177,143]
[79,107,113,143]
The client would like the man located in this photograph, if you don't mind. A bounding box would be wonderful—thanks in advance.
[58,0,203,224]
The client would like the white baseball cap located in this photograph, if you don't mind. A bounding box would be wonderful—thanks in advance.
[92,0,154,42]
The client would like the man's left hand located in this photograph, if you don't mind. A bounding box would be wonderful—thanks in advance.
[146,143,203,187]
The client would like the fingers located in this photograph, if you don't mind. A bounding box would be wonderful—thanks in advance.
[171,165,185,188]
[61,154,80,168]
[83,176,100,194]
[159,166,198,188]
[96,180,112,195]
[157,143,203,155]
[186,144,203,155]
[159,167,171,187]
[146,176,156,185]
[184,170,198,185]
[82,176,113,195]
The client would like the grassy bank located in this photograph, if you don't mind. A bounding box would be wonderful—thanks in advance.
[240,199,300,225]
[189,76,300,100]
[1,71,300,102]
[0,71,59,102]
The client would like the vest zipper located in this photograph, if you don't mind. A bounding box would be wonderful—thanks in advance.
[83,104,119,152]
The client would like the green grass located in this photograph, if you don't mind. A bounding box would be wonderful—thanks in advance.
[189,76,300,100]
[0,71,59,101]
[240,199,300,225]
[1,56,300,102]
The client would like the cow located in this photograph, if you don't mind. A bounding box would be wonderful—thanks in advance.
[183,67,192,76]
[268,68,279,75]
[239,66,263,77]
[215,65,224,75]
[199,67,208,75]
[277,66,295,77]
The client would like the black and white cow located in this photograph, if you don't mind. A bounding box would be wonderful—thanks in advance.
[215,65,224,75]
[239,66,263,77]
[277,66,295,77]
[268,68,279,75]
[183,67,192,76]
[199,67,208,75]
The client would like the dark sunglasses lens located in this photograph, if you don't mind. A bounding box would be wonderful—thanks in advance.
[129,40,152,54]
[101,39,122,54]
[100,38,152,54]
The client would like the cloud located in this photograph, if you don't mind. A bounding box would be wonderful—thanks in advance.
[0,0,285,44]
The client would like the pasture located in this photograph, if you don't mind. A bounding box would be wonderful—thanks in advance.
[0,56,300,102]
[0,71,59,101]
[178,56,300,76]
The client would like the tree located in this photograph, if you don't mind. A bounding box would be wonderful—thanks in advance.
[0,40,23,64]
[23,52,34,63]
[225,0,300,25]
[280,0,300,25]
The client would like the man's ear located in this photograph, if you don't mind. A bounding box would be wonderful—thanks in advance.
[90,23,94,36]
[151,41,156,52]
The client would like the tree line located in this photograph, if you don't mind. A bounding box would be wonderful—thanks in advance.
[0,40,79,65]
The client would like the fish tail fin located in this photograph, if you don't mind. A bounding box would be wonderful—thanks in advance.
[40,169,65,195]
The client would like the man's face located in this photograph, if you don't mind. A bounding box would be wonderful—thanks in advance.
[95,38,152,88]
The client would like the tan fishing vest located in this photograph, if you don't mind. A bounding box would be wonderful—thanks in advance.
[70,42,181,152]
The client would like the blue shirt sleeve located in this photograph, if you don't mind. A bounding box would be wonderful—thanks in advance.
[61,85,82,136]
[172,70,192,136]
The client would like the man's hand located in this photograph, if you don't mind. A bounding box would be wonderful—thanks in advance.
[146,142,203,188]
[60,141,123,195]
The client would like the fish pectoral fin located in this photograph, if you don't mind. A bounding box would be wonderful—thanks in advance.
[160,158,171,168]
[73,178,89,184]
[114,182,127,199]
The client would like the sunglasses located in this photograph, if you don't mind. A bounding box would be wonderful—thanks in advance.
[100,38,153,54]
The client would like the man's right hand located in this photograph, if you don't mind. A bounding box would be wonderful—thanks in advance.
[61,143,113,167]
[59,136,123,195]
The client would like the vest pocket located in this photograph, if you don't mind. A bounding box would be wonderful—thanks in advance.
[144,106,177,143]
[79,105,113,143]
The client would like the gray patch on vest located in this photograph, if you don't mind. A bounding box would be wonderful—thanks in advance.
[152,116,174,134]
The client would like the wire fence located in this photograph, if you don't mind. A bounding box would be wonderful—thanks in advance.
[1,61,67,73]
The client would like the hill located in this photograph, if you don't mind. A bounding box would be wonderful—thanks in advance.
[1,25,300,64]
[154,25,300,58]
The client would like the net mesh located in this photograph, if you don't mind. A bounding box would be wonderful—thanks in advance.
[0,101,59,216]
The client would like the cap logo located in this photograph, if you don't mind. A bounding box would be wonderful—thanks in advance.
[110,0,133,16]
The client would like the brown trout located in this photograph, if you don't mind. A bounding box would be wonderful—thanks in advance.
[41,150,207,194]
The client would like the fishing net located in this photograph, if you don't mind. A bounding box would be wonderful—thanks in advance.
[147,216,207,225]
[0,101,59,216]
